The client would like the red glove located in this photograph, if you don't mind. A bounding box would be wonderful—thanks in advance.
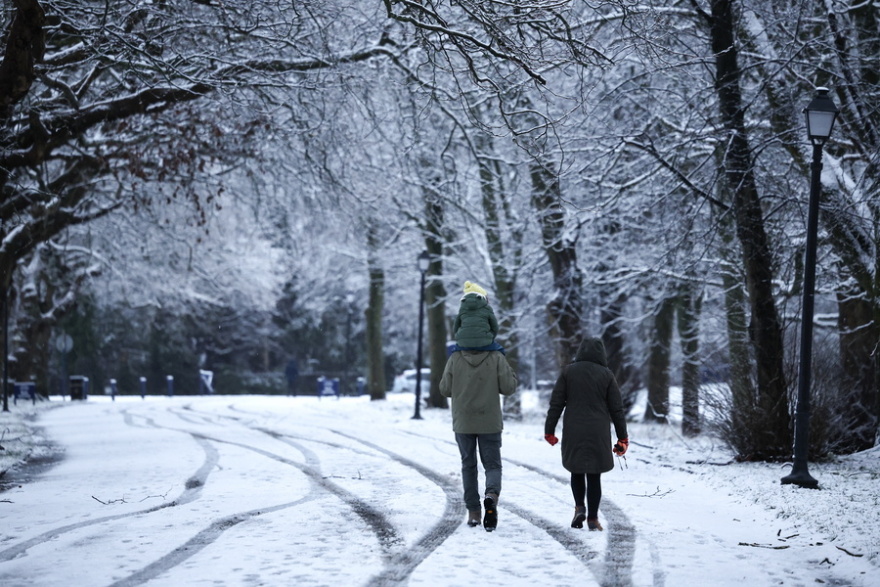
[544,434,559,446]
[613,438,629,456]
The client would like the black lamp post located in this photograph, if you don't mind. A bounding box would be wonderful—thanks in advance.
[345,293,354,394]
[781,87,839,488]
[413,250,430,420]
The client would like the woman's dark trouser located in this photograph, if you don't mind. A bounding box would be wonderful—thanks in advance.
[571,472,602,518]
[455,432,502,511]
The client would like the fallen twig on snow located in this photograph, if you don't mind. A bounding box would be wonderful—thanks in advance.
[323,471,363,481]
[139,488,172,502]
[738,542,790,550]
[835,546,863,557]
[92,495,129,505]
[93,487,173,505]
[685,459,735,466]
[626,486,674,498]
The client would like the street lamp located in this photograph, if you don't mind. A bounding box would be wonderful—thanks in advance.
[413,250,430,420]
[782,87,839,489]
[345,292,355,395]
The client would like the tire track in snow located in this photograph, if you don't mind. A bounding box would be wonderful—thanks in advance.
[160,408,407,558]
[181,431,406,557]
[505,457,664,587]
[1,408,323,586]
[508,457,639,587]
[329,430,464,587]
[256,426,467,585]
[163,408,411,558]
[105,495,317,587]
[124,411,220,504]
[272,423,642,586]
[396,429,604,574]
[141,407,658,587]
[101,411,408,585]
[0,419,217,564]
[400,429,661,587]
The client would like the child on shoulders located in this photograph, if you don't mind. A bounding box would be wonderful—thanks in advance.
[452,281,504,354]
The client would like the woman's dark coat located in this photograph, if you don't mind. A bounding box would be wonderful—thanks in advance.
[544,337,628,474]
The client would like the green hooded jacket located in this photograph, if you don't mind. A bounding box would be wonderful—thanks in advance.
[544,337,628,474]
[452,293,499,348]
[439,350,517,434]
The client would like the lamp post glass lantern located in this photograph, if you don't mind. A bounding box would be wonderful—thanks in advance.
[804,88,839,144]
[413,251,430,419]
[781,87,839,489]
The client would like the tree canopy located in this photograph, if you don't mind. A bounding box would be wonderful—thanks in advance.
[2,0,878,456]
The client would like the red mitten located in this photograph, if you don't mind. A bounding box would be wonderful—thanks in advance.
[544,434,559,446]
[613,438,629,456]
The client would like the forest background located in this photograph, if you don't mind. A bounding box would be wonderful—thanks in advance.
[1,0,878,461]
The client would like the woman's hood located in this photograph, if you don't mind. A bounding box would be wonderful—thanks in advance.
[573,337,608,367]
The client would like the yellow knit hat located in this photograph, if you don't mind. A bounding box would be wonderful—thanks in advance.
[463,280,488,298]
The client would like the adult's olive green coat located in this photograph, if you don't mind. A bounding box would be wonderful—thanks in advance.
[439,350,517,434]
[544,338,628,474]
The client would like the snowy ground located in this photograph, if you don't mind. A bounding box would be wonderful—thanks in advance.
[0,390,877,587]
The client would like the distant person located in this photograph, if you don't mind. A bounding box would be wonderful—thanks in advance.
[440,347,517,532]
[451,280,504,354]
[285,359,299,396]
[544,337,628,531]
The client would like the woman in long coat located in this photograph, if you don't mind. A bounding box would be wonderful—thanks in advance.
[544,337,629,530]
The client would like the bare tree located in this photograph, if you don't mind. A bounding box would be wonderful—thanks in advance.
[1,0,409,390]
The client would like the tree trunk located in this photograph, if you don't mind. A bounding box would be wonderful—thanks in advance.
[365,226,386,401]
[597,214,638,408]
[710,0,790,456]
[530,160,583,368]
[816,162,880,452]
[645,295,675,423]
[678,282,703,437]
[0,0,45,123]
[424,191,449,409]
[1,279,12,409]
[476,131,523,418]
[836,290,879,451]
[719,217,758,449]
[13,287,52,396]
[600,291,638,408]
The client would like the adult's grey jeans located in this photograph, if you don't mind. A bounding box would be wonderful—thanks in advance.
[455,432,502,511]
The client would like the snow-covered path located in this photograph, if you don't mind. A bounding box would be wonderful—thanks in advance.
[0,394,877,586]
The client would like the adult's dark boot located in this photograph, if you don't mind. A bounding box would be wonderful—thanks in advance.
[483,493,498,532]
[571,506,587,529]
